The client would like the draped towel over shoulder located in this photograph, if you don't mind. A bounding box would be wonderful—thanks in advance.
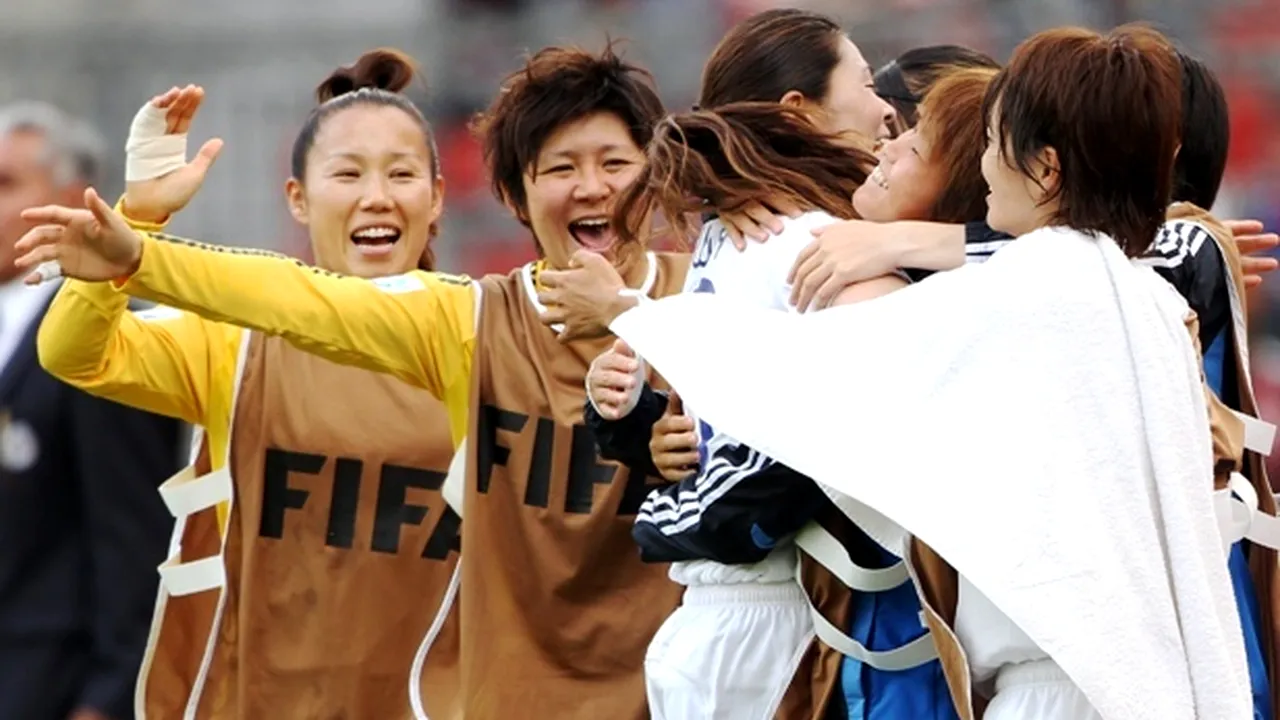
[610,226,1250,720]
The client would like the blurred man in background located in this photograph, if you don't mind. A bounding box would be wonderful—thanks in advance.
[0,101,183,720]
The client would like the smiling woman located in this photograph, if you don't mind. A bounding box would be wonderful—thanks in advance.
[286,49,444,276]
[470,44,664,287]
[853,67,996,225]
[605,24,1251,720]
[30,49,464,720]
[524,111,647,260]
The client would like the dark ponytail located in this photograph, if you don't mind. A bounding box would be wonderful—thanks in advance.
[314,48,419,102]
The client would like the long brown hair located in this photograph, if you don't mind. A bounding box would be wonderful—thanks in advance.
[698,9,845,109]
[614,104,876,245]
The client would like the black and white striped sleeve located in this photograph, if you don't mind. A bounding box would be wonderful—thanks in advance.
[631,454,829,565]
[1137,219,1229,350]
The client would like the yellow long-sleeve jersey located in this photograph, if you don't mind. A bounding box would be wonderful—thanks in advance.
[37,213,474,535]
[97,232,479,445]
[38,277,243,460]
[36,209,245,526]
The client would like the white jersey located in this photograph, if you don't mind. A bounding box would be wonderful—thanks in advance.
[681,212,834,307]
[682,212,835,472]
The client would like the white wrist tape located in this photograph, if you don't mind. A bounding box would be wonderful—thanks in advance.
[125,103,187,182]
[618,287,651,303]
[33,261,63,284]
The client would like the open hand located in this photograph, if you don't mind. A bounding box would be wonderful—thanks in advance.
[789,220,903,311]
[14,187,144,284]
[1223,218,1279,289]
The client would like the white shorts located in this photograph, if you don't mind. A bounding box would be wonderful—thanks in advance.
[985,660,1101,720]
[645,581,813,720]
[957,576,1101,720]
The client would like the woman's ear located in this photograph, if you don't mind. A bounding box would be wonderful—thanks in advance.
[779,90,808,109]
[1036,146,1061,194]
[429,175,446,226]
[284,178,308,226]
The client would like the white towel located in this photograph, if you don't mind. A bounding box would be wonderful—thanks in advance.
[611,226,1250,720]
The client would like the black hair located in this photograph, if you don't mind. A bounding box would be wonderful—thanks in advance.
[1172,51,1229,209]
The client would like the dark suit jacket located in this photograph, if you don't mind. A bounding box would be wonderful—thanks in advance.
[0,293,182,720]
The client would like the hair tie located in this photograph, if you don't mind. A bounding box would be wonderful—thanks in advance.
[691,103,701,112]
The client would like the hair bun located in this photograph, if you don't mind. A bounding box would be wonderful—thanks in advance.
[315,48,421,103]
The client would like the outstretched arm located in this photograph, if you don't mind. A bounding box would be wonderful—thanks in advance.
[121,231,477,401]
[14,190,477,433]
[39,277,234,427]
[790,220,1010,310]
[41,86,233,426]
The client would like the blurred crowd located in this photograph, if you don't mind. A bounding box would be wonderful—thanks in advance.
[4,0,1277,278]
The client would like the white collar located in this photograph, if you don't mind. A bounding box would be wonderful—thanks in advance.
[0,276,59,369]
[0,276,58,323]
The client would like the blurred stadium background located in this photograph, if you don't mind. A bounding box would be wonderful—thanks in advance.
[6,0,1280,460]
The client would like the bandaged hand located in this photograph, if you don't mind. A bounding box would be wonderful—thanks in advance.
[650,391,699,482]
[586,339,644,420]
[122,85,224,225]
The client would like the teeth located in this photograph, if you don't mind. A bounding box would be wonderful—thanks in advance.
[352,227,399,240]
[573,219,608,228]
[870,165,889,190]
